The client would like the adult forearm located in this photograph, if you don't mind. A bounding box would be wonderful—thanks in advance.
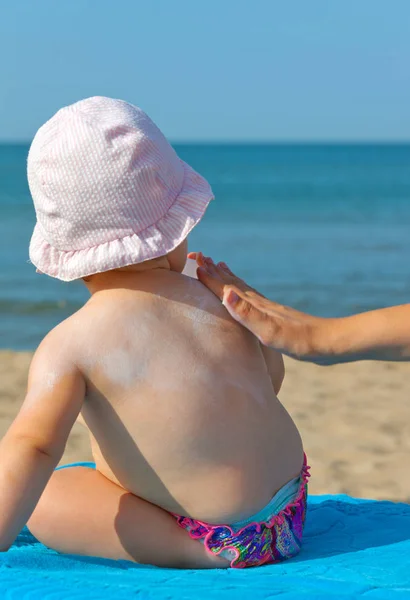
[0,435,60,550]
[324,305,410,364]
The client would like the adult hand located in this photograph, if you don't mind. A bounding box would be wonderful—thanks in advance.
[189,253,331,362]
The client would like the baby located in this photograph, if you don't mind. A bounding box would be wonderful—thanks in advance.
[0,97,308,569]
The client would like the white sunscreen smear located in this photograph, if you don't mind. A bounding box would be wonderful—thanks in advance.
[182,258,198,279]
[46,371,61,389]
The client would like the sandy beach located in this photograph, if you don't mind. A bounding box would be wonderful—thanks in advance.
[1,350,409,502]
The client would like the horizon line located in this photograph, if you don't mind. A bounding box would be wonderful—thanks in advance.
[1,139,410,146]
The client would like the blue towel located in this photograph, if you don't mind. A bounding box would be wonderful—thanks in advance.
[1,463,409,599]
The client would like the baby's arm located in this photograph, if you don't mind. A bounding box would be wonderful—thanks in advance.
[260,345,285,395]
[0,333,85,551]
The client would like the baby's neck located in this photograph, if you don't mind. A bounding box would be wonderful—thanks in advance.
[83,256,175,296]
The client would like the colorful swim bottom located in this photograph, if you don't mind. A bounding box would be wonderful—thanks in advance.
[173,456,310,568]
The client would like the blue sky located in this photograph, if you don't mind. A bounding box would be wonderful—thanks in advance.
[1,0,409,142]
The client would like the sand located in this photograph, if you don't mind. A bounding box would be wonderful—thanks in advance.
[1,350,409,502]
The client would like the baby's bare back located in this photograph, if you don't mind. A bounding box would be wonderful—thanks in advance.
[69,271,302,522]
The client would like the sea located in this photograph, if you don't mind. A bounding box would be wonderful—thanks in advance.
[1,143,410,350]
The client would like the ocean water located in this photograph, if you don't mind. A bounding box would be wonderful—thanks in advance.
[1,143,410,350]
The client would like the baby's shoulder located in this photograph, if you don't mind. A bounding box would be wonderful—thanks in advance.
[38,308,88,358]
[28,312,86,383]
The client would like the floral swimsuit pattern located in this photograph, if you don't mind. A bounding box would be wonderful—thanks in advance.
[173,457,310,568]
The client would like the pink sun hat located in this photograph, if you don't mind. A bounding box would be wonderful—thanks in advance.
[27,96,214,281]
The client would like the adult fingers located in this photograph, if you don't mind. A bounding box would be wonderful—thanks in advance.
[189,254,243,287]
[216,261,234,276]
[197,261,280,346]
[187,251,207,267]
[196,268,274,343]
[203,258,254,292]
[196,267,225,300]
[222,286,276,345]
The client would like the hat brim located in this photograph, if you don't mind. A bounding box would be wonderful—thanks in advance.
[29,160,214,281]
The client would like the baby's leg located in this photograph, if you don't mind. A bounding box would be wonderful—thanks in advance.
[28,467,229,569]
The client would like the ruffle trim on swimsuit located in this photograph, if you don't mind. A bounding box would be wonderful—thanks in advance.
[174,456,311,569]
